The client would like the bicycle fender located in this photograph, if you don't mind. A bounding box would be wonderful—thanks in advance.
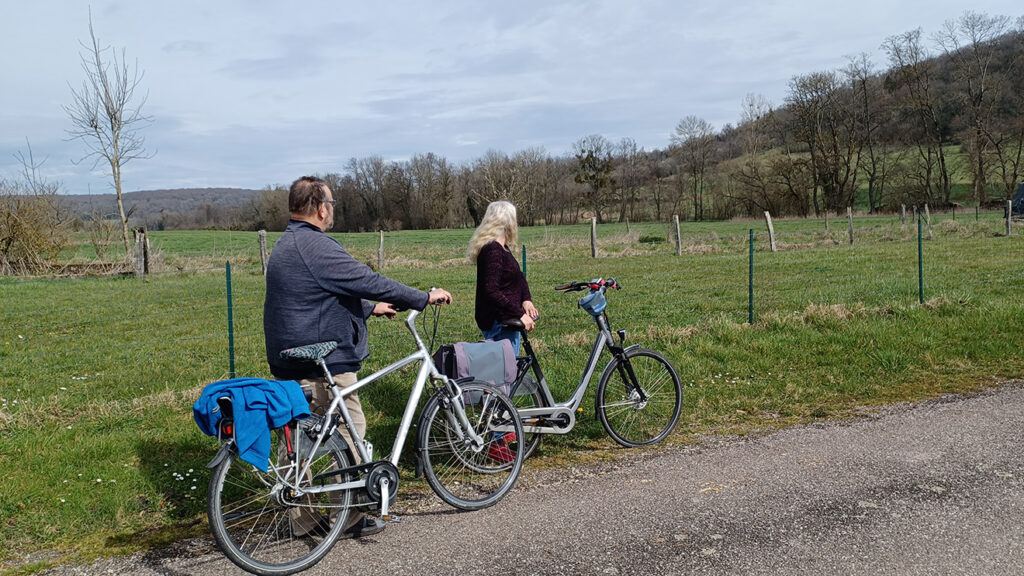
[206,440,236,469]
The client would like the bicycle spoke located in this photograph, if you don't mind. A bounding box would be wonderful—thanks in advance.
[419,383,524,510]
[597,350,682,447]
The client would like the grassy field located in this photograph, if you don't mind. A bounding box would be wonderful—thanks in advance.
[1,213,1022,573]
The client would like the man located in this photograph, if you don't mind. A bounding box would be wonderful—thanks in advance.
[264,175,452,537]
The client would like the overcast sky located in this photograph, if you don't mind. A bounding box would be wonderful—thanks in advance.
[1,1,1021,194]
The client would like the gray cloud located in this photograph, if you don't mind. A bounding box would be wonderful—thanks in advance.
[3,0,1022,192]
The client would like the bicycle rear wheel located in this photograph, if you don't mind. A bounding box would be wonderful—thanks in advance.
[207,417,352,576]
[417,381,525,511]
[596,348,682,447]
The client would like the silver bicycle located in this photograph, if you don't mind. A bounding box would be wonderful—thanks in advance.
[506,278,684,458]
[204,306,525,576]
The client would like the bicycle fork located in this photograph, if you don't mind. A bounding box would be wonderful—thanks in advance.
[615,355,650,407]
[439,379,487,452]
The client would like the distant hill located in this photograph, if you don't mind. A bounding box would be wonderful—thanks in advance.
[59,188,263,221]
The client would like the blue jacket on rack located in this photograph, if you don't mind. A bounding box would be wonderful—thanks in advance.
[193,377,310,472]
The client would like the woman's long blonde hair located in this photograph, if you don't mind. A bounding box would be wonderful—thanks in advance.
[468,201,518,263]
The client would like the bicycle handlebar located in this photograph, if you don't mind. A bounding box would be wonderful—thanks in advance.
[554,277,621,293]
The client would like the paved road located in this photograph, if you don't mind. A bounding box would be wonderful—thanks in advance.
[49,381,1024,575]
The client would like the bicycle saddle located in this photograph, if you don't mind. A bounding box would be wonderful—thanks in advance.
[500,318,526,331]
[280,341,338,361]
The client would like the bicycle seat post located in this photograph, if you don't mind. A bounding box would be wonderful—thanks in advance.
[317,358,334,382]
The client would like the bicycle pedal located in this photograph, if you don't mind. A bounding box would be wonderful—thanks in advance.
[382,514,402,523]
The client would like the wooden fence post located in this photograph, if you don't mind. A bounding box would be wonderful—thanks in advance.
[591,217,597,258]
[378,230,384,270]
[133,228,145,279]
[847,207,854,245]
[625,217,630,234]
[824,208,830,232]
[764,211,777,252]
[258,230,268,275]
[924,204,934,240]
[674,215,681,256]
[901,204,906,225]
[1008,200,1014,236]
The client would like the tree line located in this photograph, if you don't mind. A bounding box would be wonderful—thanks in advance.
[231,12,1023,233]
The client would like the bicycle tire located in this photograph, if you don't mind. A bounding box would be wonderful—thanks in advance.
[417,381,525,511]
[595,348,682,447]
[207,417,352,576]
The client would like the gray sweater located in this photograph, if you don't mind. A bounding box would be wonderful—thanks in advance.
[264,220,429,379]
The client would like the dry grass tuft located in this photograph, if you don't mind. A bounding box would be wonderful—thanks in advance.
[562,331,592,347]
[937,220,966,233]
[800,302,868,323]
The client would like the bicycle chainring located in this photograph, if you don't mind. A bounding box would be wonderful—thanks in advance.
[364,461,400,507]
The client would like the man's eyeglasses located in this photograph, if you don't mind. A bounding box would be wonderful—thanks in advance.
[322,199,337,207]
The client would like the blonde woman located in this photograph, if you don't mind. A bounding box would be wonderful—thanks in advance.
[468,201,539,354]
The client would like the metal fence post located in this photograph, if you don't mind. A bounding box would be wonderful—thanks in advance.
[917,219,924,305]
[226,261,236,378]
[748,229,754,324]
[521,244,527,278]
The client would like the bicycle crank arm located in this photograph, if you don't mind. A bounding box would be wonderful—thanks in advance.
[379,477,391,518]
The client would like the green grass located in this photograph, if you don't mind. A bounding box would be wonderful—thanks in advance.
[1,216,1022,572]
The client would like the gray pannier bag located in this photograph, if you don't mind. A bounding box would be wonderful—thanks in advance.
[432,339,516,403]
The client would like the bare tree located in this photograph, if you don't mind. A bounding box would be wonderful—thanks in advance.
[845,53,894,213]
[613,138,647,223]
[572,134,615,223]
[728,94,779,215]
[984,17,1024,201]
[935,11,1014,206]
[786,70,861,213]
[883,29,954,205]
[671,116,717,221]
[64,12,152,262]
[345,156,388,230]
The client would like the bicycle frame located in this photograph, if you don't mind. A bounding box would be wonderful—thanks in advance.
[513,308,640,434]
[280,309,483,517]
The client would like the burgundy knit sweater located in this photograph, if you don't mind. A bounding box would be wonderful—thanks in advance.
[475,240,532,332]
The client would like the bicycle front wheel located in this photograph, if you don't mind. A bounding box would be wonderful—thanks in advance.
[596,348,683,447]
[417,381,525,511]
[207,418,352,576]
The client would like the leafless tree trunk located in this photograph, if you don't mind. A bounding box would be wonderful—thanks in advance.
[883,29,953,205]
[935,11,1014,207]
[845,53,893,213]
[64,11,152,263]
[614,138,646,223]
[671,116,717,221]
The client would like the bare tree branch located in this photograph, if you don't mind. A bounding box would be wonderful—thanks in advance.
[63,10,152,262]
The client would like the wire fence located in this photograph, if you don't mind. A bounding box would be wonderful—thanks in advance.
[1,211,1020,417]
